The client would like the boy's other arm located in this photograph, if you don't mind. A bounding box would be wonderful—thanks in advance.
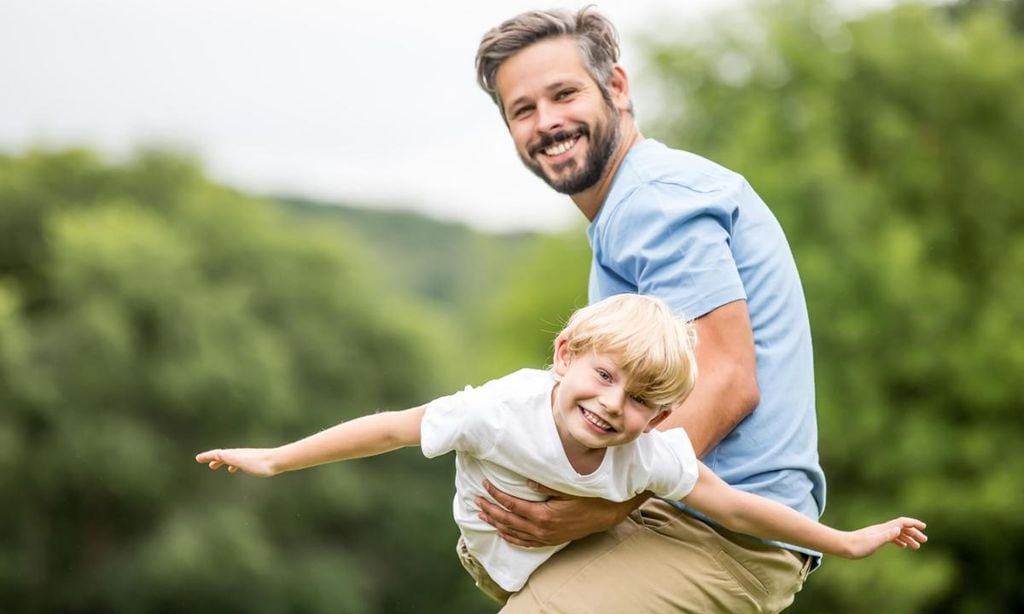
[660,300,760,457]
[195,405,426,477]
[682,461,928,559]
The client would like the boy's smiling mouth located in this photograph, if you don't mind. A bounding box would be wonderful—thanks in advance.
[580,406,614,432]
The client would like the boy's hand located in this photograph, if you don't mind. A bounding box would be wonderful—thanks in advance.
[195,448,278,478]
[843,517,928,559]
[476,480,644,547]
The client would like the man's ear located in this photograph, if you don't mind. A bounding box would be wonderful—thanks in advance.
[609,65,631,113]
[643,408,673,433]
[553,333,573,376]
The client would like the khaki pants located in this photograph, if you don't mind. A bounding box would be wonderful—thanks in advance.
[457,535,514,605]
[500,498,813,614]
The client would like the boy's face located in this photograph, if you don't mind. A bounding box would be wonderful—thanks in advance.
[550,335,671,455]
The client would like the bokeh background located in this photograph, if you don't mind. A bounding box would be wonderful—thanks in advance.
[2,0,1022,611]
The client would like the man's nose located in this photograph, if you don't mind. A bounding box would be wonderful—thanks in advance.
[535,100,564,133]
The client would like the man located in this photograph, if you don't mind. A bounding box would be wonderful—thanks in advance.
[473,7,826,612]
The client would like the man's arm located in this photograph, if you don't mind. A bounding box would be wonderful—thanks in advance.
[683,461,928,558]
[663,300,759,457]
[478,481,649,548]
[195,406,426,477]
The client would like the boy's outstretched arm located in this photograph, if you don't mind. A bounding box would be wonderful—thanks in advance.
[682,461,927,559]
[195,405,426,477]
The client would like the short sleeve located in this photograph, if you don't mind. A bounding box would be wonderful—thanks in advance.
[420,380,506,459]
[601,182,746,319]
[644,428,700,500]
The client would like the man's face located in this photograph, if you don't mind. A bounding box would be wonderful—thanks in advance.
[494,37,623,195]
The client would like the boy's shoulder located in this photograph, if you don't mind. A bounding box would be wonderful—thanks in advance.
[483,368,554,404]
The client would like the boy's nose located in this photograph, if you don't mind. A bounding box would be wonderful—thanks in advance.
[601,386,627,415]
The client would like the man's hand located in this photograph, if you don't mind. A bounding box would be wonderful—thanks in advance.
[476,480,647,547]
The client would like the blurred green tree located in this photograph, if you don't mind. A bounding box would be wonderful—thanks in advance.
[0,149,489,612]
[643,0,1024,610]
[473,229,592,383]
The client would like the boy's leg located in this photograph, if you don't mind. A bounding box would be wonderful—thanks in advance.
[456,536,514,605]
[501,499,812,614]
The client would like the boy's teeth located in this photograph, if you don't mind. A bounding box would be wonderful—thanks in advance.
[582,408,612,431]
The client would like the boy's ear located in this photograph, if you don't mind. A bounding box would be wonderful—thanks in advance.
[643,408,673,433]
[553,333,572,376]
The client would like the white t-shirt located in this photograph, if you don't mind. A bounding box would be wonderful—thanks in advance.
[420,368,700,592]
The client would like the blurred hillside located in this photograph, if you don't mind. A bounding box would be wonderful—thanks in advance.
[275,198,537,312]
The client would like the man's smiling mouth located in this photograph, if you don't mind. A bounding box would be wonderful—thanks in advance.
[531,129,585,158]
[543,137,578,157]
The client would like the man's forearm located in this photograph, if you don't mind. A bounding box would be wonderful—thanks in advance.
[660,300,759,457]
[666,361,758,457]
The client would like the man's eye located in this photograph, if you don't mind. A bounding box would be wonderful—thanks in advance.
[512,105,533,119]
[556,89,576,100]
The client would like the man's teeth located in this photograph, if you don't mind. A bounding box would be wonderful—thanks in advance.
[582,408,613,431]
[544,138,577,156]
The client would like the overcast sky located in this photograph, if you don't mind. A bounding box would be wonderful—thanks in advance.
[1,0,901,232]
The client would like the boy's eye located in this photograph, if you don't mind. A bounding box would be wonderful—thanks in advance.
[629,394,648,406]
[596,369,612,382]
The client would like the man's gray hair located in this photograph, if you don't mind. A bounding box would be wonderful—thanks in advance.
[475,6,623,116]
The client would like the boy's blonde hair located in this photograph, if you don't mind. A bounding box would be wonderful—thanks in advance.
[558,294,698,409]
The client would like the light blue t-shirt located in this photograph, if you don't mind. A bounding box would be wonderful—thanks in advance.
[588,139,827,536]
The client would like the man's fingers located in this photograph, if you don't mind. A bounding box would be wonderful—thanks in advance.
[483,480,519,511]
[497,530,544,548]
[526,480,565,499]
[477,497,517,528]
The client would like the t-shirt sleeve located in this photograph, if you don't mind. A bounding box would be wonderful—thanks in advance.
[602,182,746,319]
[644,428,700,500]
[420,380,505,459]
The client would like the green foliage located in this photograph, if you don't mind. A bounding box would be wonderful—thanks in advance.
[275,197,541,392]
[0,149,488,612]
[473,229,592,382]
[644,0,1024,610]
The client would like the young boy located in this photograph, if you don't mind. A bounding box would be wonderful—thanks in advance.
[196,294,926,603]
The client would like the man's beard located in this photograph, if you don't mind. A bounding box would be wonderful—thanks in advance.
[519,105,622,195]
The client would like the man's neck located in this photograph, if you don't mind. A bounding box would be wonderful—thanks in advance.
[571,125,643,222]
